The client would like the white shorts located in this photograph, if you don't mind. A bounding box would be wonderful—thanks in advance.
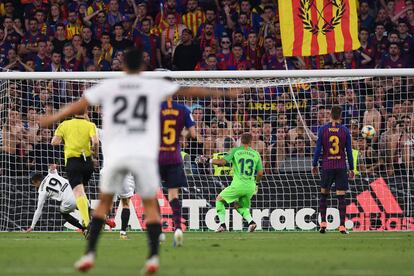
[100,157,160,200]
[60,196,77,214]
[100,169,135,199]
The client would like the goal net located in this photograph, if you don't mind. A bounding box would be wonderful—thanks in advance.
[0,70,413,232]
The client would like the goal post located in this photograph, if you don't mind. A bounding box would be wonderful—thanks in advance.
[0,69,413,232]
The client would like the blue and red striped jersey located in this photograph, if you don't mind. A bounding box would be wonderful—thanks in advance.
[312,123,353,170]
[158,99,195,165]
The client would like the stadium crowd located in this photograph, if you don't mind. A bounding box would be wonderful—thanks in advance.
[0,0,413,179]
[0,0,414,71]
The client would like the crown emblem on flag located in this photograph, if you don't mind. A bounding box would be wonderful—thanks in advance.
[298,0,346,35]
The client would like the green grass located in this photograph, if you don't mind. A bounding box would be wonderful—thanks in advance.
[0,232,413,276]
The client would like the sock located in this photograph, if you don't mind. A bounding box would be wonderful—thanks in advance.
[337,195,347,226]
[236,208,253,224]
[61,213,85,230]
[169,198,182,230]
[146,223,162,258]
[86,217,105,254]
[121,208,130,231]
[215,201,226,225]
[76,195,90,226]
[319,193,328,223]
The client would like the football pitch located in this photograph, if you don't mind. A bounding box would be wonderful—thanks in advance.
[0,232,412,276]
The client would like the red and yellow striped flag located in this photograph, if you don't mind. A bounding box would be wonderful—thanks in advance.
[279,0,360,57]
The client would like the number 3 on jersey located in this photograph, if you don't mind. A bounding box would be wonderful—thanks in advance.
[329,135,340,155]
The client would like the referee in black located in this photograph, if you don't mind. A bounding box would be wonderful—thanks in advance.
[51,110,98,227]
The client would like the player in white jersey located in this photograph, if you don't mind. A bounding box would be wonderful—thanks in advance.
[40,47,238,274]
[97,128,135,240]
[26,164,86,235]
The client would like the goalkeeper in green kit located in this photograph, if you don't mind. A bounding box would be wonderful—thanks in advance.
[200,133,264,232]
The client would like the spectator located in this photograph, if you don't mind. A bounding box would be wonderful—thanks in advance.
[111,23,133,52]
[194,45,213,70]
[161,13,187,68]
[235,12,253,39]
[197,7,225,39]
[20,18,47,56]
[106,0,124,27]
[91,44,111,71]
[245,31,262,69]
[156,0,182,31]
[359,0,375,32]
[52,23,69,54]
[3,16,21,49]
[62,43,83,72]
[24,107,39,146]
[363,94,382,136]
[47,51,64,72]
[0,28,13,67]
[100,32,114,63]
[258,5,277,46]
[217,36,233,69]
[66,10,82,40]
[83,11,111,41]
[34,41,50,72]
[182,0,205,37]
[173,29,201,71]
[198,22,218,52]
[87,0,105,16]
[1,109,26,176]
[380,115,400,176]
[359,28,376,68]
[261,37,285,70]
[268,127,287,173]
[230,44,248,70]
[137,18,161,69]
[81,26,100,59]
[380,43,407,68]
[47,4,63,33]
[371,23,388,65]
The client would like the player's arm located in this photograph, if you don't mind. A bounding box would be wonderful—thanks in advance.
[27,192,47,232]
[312,128,323,176]
[39,97,89,127]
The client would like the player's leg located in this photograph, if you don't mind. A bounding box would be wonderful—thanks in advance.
[319,169,333,233]
[67,157,90,227]
[133,159,163,274]
[74,193,114,272]
[75,164,124,272]
[120,197,131,239]
[236,194,256,232]
[119,173,134,239]
[335,169,349,234]
[60,198,85,233]
[215,185,238,232]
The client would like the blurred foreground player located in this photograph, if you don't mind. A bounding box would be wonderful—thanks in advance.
[312,105,354,234]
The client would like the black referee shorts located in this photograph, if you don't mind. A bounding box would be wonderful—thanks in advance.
[320,168,349,191]
[66,157,94,188]
[159,164,188,189]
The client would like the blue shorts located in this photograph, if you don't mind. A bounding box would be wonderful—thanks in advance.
[320,169,349,191]
[159,164,188,189]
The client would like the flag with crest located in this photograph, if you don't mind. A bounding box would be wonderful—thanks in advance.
[279,0,360,57]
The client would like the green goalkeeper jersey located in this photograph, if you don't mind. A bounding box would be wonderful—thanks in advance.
[223,146,263,188]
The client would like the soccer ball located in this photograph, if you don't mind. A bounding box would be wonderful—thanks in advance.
[361,125,376,139]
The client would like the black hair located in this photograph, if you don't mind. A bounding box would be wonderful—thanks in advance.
[31,172,44,184]
[124,47,143,71]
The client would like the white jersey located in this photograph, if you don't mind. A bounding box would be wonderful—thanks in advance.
[98,128,135,198]
[85,75,179,161]
[30,171,76,229]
